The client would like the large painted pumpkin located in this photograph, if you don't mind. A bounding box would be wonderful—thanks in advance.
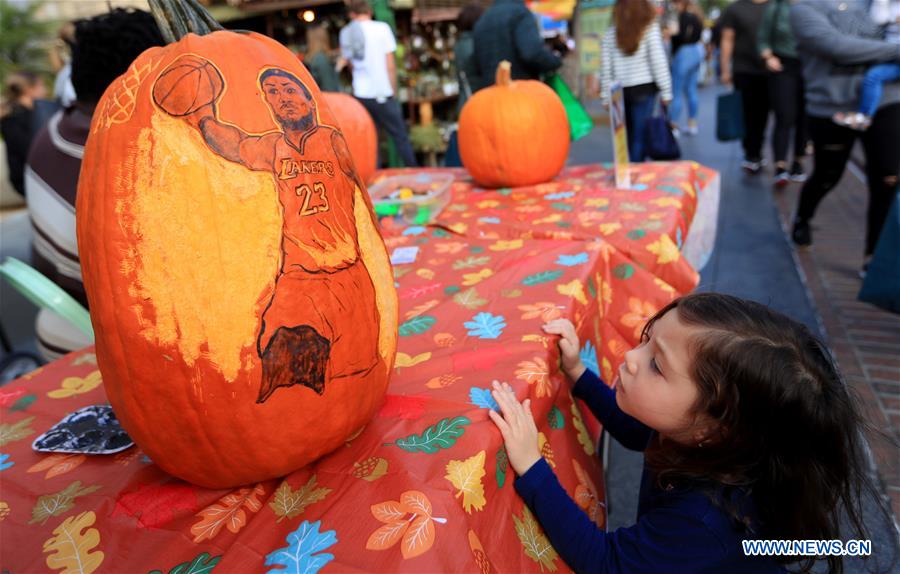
[76,0,398,488]
[458,61,569,188]
[322,92,377,184]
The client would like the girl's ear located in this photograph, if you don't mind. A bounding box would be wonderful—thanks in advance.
[692,419,723,447]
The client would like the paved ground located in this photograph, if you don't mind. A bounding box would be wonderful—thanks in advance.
[571,85,899,572]
[2,83,898,571]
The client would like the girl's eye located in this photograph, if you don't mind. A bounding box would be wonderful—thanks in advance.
[650,357,661,375]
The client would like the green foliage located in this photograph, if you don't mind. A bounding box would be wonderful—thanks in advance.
[0,0,53,90]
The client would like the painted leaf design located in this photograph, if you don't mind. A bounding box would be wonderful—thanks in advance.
[269,475,331,523]
[556,253,589,267]
[469,387,499,411]
[518,302,562,322]
[387,416,470,453]
[464,312,506,339]
[0,416,35,447]
[400,490,433,517]
[445,450,486,513]
[513,506,558,572]
[538,433,556,469]
[425,373,461,389]
[557,280,588,305]
[399,315,437,336]
[43,511,104,574]
[468,530,494,574]
[521,270,563,286]
[47,371,103,399]
[352,457,389,481]
[547,406,565,429]
[366,520,409,550]
[111,483,199,529]
[394,352,432,369]
[191,483,265,542]
[28,454,86,479]
[371,500,407,523]
[515,358,552,397]
[573,459,604,528]
[453,287,488,310]
[148,552,221,574]
[405,299,440,319]
[453,255,491,270]
[402,514,435,559]
[572,402,595,456]
[496,447,508,488]
[264,520,336,574]
[579,341,599,375]
[0,454,12,471]
[30,481,102,525]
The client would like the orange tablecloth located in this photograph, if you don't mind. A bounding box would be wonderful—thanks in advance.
[0,162,717,573]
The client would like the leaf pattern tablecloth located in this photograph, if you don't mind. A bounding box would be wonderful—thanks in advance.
[0,162,717,573]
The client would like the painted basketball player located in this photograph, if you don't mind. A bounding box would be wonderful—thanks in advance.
[152,55,381,403]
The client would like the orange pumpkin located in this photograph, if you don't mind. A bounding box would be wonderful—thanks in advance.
[322,92,377,184]
[458,61,569,188]
[76,1,398,488]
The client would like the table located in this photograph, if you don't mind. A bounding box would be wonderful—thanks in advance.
[0,162,718,573]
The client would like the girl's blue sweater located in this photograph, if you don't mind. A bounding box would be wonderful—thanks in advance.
[514,369,787,573]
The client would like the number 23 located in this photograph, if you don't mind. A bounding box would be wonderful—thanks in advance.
[296,182,329,216]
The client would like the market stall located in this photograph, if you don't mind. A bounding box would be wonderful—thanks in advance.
[0,161,718,573]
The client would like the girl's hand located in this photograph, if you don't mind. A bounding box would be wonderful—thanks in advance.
[488,381,542,476]
[542,319,586,382]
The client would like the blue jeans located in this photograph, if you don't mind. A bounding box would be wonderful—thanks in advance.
[670,44,702,124]
[356,96,418,167]
[859,63,900,117]
[624,95,656,162]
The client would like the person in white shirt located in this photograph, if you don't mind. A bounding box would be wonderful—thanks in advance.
[339,0,417,167]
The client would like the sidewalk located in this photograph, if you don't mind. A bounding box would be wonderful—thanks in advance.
[772,162,900,521]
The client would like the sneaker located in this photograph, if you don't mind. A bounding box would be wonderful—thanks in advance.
[686,121,699,136]
[791,219,812,247]
[774,170,790,188]
[742,158,763,174]
[789,161,807,183]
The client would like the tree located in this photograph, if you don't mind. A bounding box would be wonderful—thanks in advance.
[0,0,53,89]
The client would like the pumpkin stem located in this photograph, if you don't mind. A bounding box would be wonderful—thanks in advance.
[149,0,224,44]
[495,61,512,87]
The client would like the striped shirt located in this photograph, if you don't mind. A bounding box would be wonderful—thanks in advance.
[25,107,88,307]
[600,22,673,104]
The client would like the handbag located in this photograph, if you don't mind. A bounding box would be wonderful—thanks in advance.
[716,91,745,141]
[643,100,681,160]
[546,74,594,142]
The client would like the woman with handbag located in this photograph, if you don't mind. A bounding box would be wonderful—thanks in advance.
[669,0,705,137]
[600,0,673,162]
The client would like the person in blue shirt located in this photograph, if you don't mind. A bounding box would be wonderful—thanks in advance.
[489,292,886,574]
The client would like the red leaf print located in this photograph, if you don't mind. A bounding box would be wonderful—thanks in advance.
[111,482,199,529]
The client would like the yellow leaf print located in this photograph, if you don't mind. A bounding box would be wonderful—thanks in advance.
[415,268,435,280]
[448,222,469,234]
[0,416,35,447]
[584,197,610,208]
[653,277,677,295]
[47,371,102,399]
[534,213,563,225]
[602,358,614,385]
[489,239,524,251]
[394,352,432,369]
[476,199,500,209]
[598,222,621,236]
[556,280,588,305]
[462,269,493,286]
[445,450,486,513]
[537,433,556,469]
[572,402,594,456]
[652,197,682,208]
[646,234,680,264]
[513,506,559,572]
[43,511,104,574]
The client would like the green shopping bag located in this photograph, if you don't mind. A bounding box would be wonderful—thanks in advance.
[546,74,594,142]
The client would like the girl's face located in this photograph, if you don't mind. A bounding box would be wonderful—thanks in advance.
[616,307,709,444]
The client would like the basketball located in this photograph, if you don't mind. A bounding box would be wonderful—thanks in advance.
[152,55,225,116]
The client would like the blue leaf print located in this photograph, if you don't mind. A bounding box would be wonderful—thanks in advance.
[0,454,13,471]
[579,341,599,375]
[402,226,427,236]
[265,520,337,574]
[469,387,499,411]
[556,253,589,267]
[478,217,501,224]
[676,227,684,249]
[657,185,684,196]
[464,312,506,339]
[631,184,648,191]
[544,191,575,200]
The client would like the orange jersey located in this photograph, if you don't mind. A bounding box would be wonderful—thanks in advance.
[238,126,359,273]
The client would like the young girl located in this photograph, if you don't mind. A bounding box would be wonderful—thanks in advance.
[489,292,884,573]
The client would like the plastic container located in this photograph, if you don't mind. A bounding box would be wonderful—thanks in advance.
[369,172,454,226]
